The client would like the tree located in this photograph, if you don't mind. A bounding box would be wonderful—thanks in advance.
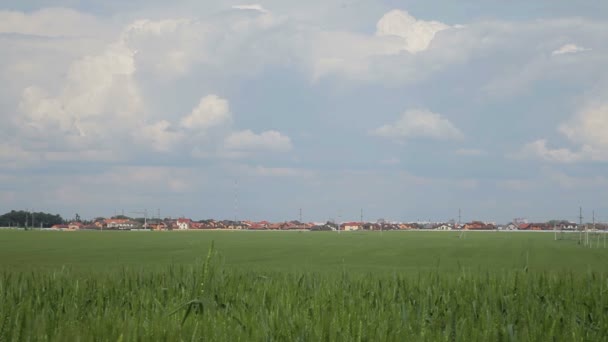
[0,210,64,228]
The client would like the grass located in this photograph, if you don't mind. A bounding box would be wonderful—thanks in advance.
[0,231,607,340]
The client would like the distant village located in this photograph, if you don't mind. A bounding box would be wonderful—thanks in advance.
[46,217,607,232]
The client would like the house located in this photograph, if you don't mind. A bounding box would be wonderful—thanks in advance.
[556,222,578,231]
[529,223,550,231]
[436,224,453,231]
[517,223,532,230]
[594,223,608,231]
[361,223,380,231]
[52,224,69,229]
[248,222,267,230]
[268,223,281,230]
[398,223,416,230]
[191,222,205,229]
[177,218,193,230]
[311,224,334,231]
[148,220,168,231]
[464,221,495,230]
[68,222,84,230]
[204,220,219,229]
[341,222,362,231]
[103,219,138,230]
[248,221,270,230]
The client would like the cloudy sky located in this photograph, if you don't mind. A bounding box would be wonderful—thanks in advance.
[1,1,608,223]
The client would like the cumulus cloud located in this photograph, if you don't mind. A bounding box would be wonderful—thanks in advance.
[375,10,450,54]
[5,11,292,161]
[133,121,184,153]
[180,95,232,131]
[515,140,587,163]
[516,103,608,163]
[16,38,142,152]
[309,9,458,82]
[372,109,463,141]
[119,18,206,76]
[552,43,590,56]
[559,104,608,150]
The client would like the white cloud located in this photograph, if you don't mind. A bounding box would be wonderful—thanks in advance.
[517,103,608,163]
[559,103,608,150]
[375,10,450,54]
[232,4,269,14]
[133,120,184,152]
[309,9,458,82]
[0,8,110,38]
[515,140,586,163]
[180,95,232,131]
[372,109,463,141]
[120,18,206,76]
[224,130,293,152]
[224,130,293,153]
[17,37,142,149]
[552,43,590,56]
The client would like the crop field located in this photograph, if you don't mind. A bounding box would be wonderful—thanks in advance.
[1,230,607,340]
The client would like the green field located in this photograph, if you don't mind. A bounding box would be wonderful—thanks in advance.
[1,231,607,340]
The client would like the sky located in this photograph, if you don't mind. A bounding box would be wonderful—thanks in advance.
[1,1,608,224]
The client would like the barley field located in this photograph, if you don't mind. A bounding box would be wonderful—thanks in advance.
[0,231,607,340]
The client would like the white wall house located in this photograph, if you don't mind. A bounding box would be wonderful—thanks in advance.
[177,219,192,230]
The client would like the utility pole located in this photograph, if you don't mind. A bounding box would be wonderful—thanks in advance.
[299,208,302,223]
[459,208,465,239]
[579,207,583,245]
[360,208,363,223]
[130,210,148,229]
[554,222,557,241]
[592,210,596,248]
[458,208,461,226]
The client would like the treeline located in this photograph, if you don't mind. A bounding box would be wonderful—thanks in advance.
[0,210,64,228]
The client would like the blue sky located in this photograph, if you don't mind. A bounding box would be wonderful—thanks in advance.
[1,1,608,223]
